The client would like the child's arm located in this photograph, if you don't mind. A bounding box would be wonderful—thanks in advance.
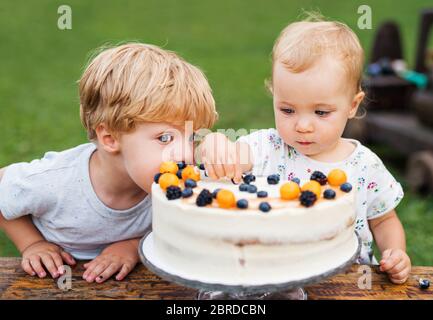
[0,167,76,278]
[369,209,411,284]
[82,237,141,283]
[198,132,253,183]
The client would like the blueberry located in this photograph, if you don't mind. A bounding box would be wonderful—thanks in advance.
[267,174,280,185]
[176,161,186,170]
[419,279,430,289]
[299,191,317,207]
[259,202,271,212]
[248,184,257,193]
[236,199,248,209]
[184,178,197,189]
[166,186,182,200]
[310,171,327,185]
[291,178,300,185]
[196,189,213,206]
[323,189,336,199]
[340,182,352,193]
[239,184,249,192]
[257,191,268,198]
[181,188,194,198]
[212,188,221,199]
[198,163,206,170]
[243,174,256,184]
[154,172,162,184]
[176,169,183,179]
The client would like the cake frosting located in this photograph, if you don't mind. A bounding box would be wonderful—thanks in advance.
[150,166,359,286]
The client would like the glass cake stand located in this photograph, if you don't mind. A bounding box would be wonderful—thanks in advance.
[139,231,361,300]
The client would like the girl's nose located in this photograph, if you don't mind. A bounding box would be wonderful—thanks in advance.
[295,118,314,133]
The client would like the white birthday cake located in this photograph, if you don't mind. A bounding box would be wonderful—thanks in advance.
[149,162,359,286]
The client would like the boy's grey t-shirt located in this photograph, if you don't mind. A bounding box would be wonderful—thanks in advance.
[0,143,152,260]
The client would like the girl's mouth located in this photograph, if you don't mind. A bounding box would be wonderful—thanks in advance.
[297,141,313,146]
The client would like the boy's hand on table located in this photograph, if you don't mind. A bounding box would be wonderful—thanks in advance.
[82,238,139,283]
[199,132,252,183]
[380,248,411,284]
[21,240,76,279]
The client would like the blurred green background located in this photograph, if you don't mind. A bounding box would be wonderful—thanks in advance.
[0,0,432,265]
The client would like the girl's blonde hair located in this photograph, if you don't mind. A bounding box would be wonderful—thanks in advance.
[79,43,218,140]
[268,12,364,95]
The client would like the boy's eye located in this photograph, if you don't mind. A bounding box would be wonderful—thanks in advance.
[315,110,330,116]
[281,108,294,115]
[158,134,174,143]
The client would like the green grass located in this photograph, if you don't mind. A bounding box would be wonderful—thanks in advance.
[1,0,432,265]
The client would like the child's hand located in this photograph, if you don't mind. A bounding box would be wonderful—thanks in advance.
[379,248,411,284]
[21,240,76,279]
[82,239,139,283]
[199,132,252,183]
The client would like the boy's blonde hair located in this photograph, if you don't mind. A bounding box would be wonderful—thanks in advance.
[79,43,218,140]
[269,13,364,94]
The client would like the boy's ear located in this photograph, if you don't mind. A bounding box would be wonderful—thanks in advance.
[348,91,365,119]
[95,124,121,154]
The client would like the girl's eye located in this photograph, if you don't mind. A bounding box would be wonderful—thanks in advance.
[281,108,294,115]
[158,134,173,143]
[315,110,330,116]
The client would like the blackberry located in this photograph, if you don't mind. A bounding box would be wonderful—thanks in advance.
[242,174,256,184]
[166,186,182,200]
[176,169,183,179]
[267,174,280,185]
[181,188,193,198]
[247,184,257,193]
[184,178,197,189]
[299,190,317,207]
[198,163,206,170]
[212,188,221,199]
[259,202,271,212]
[196,189,213,207]
[323,189,336,199]
[236,199,248,209]
[239,183,249,192]
[154,172,162,184]
[340,182,352,193]
[419,279,430,289]
[310,171,327,185]
[176,161,186,170]
[257,191,268,198]
[291,177,300,185]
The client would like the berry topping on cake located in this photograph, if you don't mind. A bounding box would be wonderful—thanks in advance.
[310,171,327,185]
[243,174,256,184]
[247,184,258,193]
[239,183,249,192]
[154,172,162,184]
[323,189,336,199]
[259,202,271,212]
[257,191,268,198]
[267,174,280,185]
[159,173,180,191]
[184,178,197,189]
[176,170,183,179]
[291,177,300,185]
[181,188,194,198]
[236,199,248,209]
[212,188,221,198]
[419,278,430,289]
[340,182,352,193]
[181,165,201,182]
[216,189,236,209]
[301,180,322,198]
[327,169,347,186]
[159,161,179,174]
[196,189,213,207]
[166,186,182,200]
[176,161,186,170]
[280,181,301,200]
[299,191,317,207]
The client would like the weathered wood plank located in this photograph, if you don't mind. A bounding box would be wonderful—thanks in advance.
[0,258,431,300]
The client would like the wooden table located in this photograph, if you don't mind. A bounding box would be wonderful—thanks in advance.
[0,258,431,300]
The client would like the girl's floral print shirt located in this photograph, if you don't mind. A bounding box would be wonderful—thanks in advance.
[238,128,404,265]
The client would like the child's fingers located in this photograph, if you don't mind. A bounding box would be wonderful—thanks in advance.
[380,249,392,262]
[224,163,236,180]
[21,258,36,276]
[233,155,243,184]
[387,259,407,276]
[50,253,66,274]
[60,250,76,266]
[389,268,410,283]
[84,262,108,282]
[380,250,399,272]
[204,163,218,180]
[40,254,60,278]
[96,263,120,283]
[29,257,47,278]
[116,263,133,281]
[213,164,226,179]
